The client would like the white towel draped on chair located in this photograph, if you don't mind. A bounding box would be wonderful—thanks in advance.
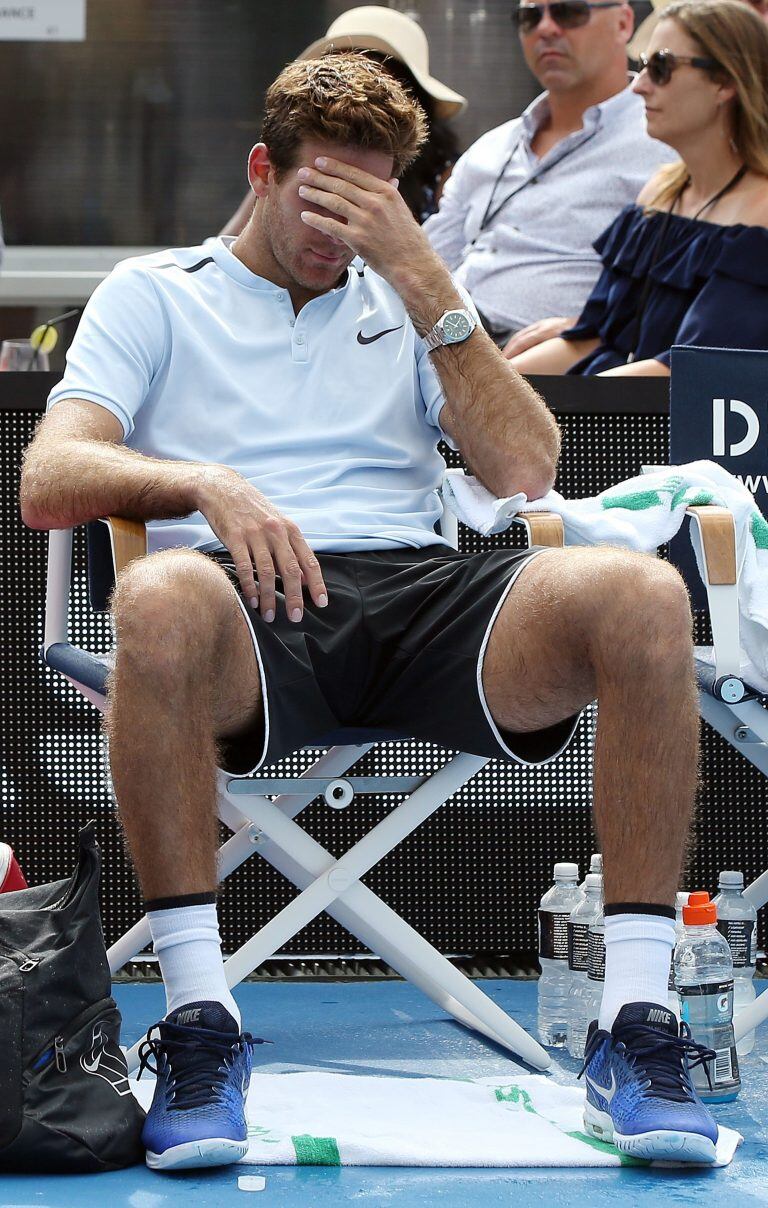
[442,460,768,693]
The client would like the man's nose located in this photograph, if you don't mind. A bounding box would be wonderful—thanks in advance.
[533,7,567,35]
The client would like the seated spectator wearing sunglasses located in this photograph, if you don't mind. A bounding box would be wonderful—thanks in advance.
[506,0,768,376]
[424,0,673,347]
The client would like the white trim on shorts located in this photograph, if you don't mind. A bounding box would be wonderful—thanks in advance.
[217,594,271,777]
[476,547,582,766]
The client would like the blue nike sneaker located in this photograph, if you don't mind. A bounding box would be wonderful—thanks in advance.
[579,1001,719,1164]
[138,1000,260,1171]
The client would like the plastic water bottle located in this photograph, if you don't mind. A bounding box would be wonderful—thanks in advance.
[580,905,606,1040]
[674,891,740,1103]
[714,870,757,1057]
[579,853,602,892]
[667,891,689,1018]
[538,862,584,1047]
[567,872,603,1058]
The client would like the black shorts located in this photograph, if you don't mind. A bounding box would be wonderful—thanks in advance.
[209,545,580,775]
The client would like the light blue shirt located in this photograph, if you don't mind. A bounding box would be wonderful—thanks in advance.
[424,81,675,334]
[47,237,459,554]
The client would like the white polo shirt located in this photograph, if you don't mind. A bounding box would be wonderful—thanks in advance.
[47,237,460,553]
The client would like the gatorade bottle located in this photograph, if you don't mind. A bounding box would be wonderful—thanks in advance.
[567,872,603,1058]
[579,853,602,892]
[714,870,757,1057]
[538,862,584,1047]
[674,891,740,1103]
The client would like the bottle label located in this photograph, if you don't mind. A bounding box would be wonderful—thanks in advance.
[568,920,590,972]
[716,919,755,968]
[679,980,740,1091]
[587,931,605,982]
[539,909,569,961]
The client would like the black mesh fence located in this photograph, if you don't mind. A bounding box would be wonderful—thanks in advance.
[3,402,767,956]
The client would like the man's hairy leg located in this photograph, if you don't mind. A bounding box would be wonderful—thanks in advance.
[105,548,261,900]
[483,546,698,1028]
[482,546,698,906]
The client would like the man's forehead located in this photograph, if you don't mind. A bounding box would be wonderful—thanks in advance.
[294,139,394,180]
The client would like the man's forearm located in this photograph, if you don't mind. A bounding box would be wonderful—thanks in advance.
[394,258,560,500]
[20,438,209,530]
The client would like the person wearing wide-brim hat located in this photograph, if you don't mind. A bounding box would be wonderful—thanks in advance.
[221,6,467,233]
[299,6,467,121]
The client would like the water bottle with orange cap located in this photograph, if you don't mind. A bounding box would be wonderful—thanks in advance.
[674,891,741,1103]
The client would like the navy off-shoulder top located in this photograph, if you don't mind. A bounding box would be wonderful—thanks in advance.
[562,203,768,374]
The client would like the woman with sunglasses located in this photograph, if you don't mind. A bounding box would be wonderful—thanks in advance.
[507,0,768,376]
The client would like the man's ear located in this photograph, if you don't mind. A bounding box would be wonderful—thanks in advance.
[617,1,635,45]
[247,143,274,198]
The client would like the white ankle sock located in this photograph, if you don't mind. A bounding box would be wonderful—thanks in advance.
[598,911,675,1032]
[147,903,241,1027]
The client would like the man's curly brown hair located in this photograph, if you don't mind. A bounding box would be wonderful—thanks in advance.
[261,53,428,179]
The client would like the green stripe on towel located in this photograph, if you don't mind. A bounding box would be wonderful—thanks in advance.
[567,1130,648,1166]
[291,1134,341,1165]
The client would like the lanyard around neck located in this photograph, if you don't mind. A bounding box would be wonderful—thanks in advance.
[475,121,600,238]
[682,163,748,221]
[625,163,748,363]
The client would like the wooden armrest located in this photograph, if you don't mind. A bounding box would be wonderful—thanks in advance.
[685,506,736,586]
[101,516,148,575]
[515,511,564,548]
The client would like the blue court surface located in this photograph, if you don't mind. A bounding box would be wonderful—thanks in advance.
[3,979,768,1207]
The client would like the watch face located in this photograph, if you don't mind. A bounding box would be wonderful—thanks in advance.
[443,311,472,342]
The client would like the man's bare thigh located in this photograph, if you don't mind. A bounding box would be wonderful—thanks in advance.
[482,545,658,734]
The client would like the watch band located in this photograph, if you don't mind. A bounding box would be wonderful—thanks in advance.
[423,308,476,353]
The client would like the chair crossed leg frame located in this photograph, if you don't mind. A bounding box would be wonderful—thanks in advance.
[116,744,551,1073]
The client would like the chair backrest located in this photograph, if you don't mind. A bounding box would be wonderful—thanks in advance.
[86,520,116,612]
[83,479,463,614]
[670,344,768,606]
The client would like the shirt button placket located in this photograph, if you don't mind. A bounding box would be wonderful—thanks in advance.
[293,328,308,363]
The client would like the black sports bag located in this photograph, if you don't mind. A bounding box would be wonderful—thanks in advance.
[0,823,145,1171]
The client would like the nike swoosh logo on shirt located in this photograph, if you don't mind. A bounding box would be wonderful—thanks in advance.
[356,325,404,345]
[586,1070,618,1104]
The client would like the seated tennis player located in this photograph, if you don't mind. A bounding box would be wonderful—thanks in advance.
[21,54,718,1171]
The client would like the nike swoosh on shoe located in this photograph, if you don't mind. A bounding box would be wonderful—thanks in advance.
[586,1070,618,1103]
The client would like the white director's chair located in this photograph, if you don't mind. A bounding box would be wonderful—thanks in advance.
[42,505,565,1075]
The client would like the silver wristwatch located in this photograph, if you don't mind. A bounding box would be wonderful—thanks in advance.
[423,307,477,352]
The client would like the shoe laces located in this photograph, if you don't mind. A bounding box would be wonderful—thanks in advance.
[137,1019,264,1110]
[580,1020,715,1102]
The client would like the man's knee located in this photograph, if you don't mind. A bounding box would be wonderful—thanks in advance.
[111,548,232,680]
[583,550,693,670]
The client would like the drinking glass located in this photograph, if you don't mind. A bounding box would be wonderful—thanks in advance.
[0,340,50,371]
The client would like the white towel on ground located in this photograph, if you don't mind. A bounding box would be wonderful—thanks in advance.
[442,460,768,693]
[131,1071,741,1168]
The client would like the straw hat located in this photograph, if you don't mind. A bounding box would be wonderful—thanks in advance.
[299,6,467,119]
[627,0,676,61]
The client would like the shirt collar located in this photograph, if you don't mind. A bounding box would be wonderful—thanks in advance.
[211,235,356,297]
[520,75,638,145]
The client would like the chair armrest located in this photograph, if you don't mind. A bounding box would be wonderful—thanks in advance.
[684,506,736,586]
[101,516,148,575]
[685,505,741,692]
[513,511,564,548]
